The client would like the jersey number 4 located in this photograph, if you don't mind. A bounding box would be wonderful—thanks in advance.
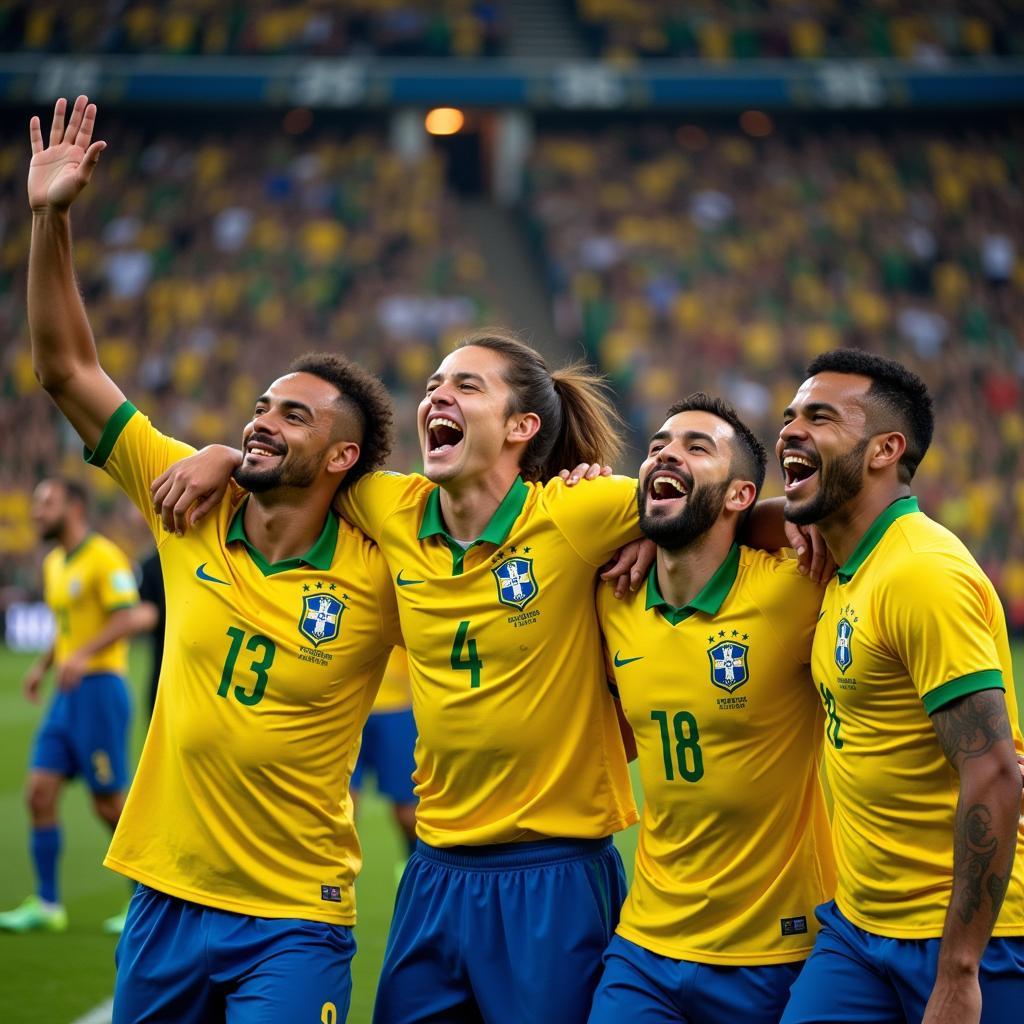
[451,620,483,688]
[218,627,276,706]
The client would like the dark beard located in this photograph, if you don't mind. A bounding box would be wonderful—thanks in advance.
[234,450,321,493]
[637,475,731,551]
[784,439,868,526]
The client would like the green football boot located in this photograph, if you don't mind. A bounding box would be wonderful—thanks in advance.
[0,895,68,933]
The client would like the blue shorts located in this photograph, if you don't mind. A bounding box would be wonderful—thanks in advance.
[781,900,1024,1024]
[351,707,417,804]
[30,672,131,793]
[113,884,355,1024]
[374,836,628,1024]
[589,934,803,1024]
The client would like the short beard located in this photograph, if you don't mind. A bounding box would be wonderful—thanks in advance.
[638,475,730,551]
[784,439,868,526]
[235,451,322,493]
[39,521,63,542]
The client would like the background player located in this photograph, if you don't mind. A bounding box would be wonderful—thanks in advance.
[350,646,418,871]
[26,95,401,1023]
[777,350,1024,1024]
[591,393,834,1023]
[0,477,140,936]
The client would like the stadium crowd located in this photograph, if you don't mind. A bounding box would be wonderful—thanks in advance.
[0,0,505,58]
[573,0,1023,61]
[0,118,497,593]
[526,119,1024,628]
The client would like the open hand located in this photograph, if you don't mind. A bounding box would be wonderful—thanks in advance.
[29,95,105,213]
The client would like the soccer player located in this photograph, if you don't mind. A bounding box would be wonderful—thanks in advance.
[0,477,140,936]
[776,350,1024,1024]
[27,95,401,1023]
[590,393,835,1023]
[350,646,418,865]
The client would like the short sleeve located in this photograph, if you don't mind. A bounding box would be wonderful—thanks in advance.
[881,556,1004,714]
[94,541,140,612]
[335,471,424,543]
[543,475,642,567]
[367,540,403,649]
[84,402,196,538]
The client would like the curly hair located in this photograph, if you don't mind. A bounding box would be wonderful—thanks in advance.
[287,352,394,487]
[806,349,933,483]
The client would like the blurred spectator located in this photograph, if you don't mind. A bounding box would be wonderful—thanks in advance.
[527,118,1024,629]
[0,114,496,598]
[0,0,505,58]
[571,0,1021,61]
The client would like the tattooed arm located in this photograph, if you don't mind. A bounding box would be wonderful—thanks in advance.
[921,688,1022,1024]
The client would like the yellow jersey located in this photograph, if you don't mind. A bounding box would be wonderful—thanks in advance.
[86,402,401,925]
[600,546,835,964]
[813,496,1024,937]
[372,646,411,713]
[338,472,641,846]
[43,532,138,676]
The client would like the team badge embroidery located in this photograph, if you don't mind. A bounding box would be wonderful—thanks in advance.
[299,593,345,647]
[492,557,538,611]
[708,641,749,693]
[834,617,854,672]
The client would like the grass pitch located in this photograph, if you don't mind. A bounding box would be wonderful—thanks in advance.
[0,641,1019,1023]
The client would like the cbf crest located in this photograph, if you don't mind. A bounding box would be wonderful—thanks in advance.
[708,640,749,693]
[492,556,538,611]
[834,617,854,672]
[299,593,345,647]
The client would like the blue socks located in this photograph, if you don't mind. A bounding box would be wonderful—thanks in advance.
[31,825,61,904]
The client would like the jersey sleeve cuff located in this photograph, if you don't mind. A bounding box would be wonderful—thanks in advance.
[922,670,1005,715]
[84,401,137,468]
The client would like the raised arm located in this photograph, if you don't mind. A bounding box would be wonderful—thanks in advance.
[923,689,1022,1024]
[29,95,125,449]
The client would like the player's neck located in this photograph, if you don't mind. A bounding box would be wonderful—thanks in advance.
[438,468,520,543]
[59,520,89,553]
[817,482,913,567]
[655,526,734,609]
[243,493,333,565]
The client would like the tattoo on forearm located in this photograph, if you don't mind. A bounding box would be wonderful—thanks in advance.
[955,803,1000,925]
[932,690,1013,768]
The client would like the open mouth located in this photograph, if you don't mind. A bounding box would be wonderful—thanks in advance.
[782,453,818,494]
[647,473,689,503]
[244,437,286,462]
[426,417,465,456]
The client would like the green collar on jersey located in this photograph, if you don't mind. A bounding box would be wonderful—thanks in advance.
[62,533,94,563]
[226,498,339,576]
[418,476,529,576]
[837,496,919,585]
[645,543,740,626]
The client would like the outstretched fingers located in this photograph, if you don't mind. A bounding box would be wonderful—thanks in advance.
[62,94,87,145]
[29,115,43,155]
[48,96,67,147]
[77,101,98,151]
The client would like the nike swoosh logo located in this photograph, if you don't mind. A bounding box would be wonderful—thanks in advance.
[396,571,425,587]
[613,651,644,668]
[196,563,231,586]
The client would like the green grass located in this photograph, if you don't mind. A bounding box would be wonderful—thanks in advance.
[0,642,1020,1023]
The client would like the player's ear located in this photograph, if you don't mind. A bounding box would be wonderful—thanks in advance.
[725,479,757,514]
[868,432,905,472]
[326,440,360,477]
[506,411,541,444]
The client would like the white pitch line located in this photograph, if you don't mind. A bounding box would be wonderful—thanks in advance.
[69,996,113,1024]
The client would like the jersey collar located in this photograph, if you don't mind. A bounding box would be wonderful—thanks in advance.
[226,498,339,576]
[418,476,529,575]
[837,496,919,584]
[645,543,741,625]
[62,533,94,563]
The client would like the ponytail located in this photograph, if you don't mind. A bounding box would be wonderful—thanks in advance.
[456,328,625,481]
